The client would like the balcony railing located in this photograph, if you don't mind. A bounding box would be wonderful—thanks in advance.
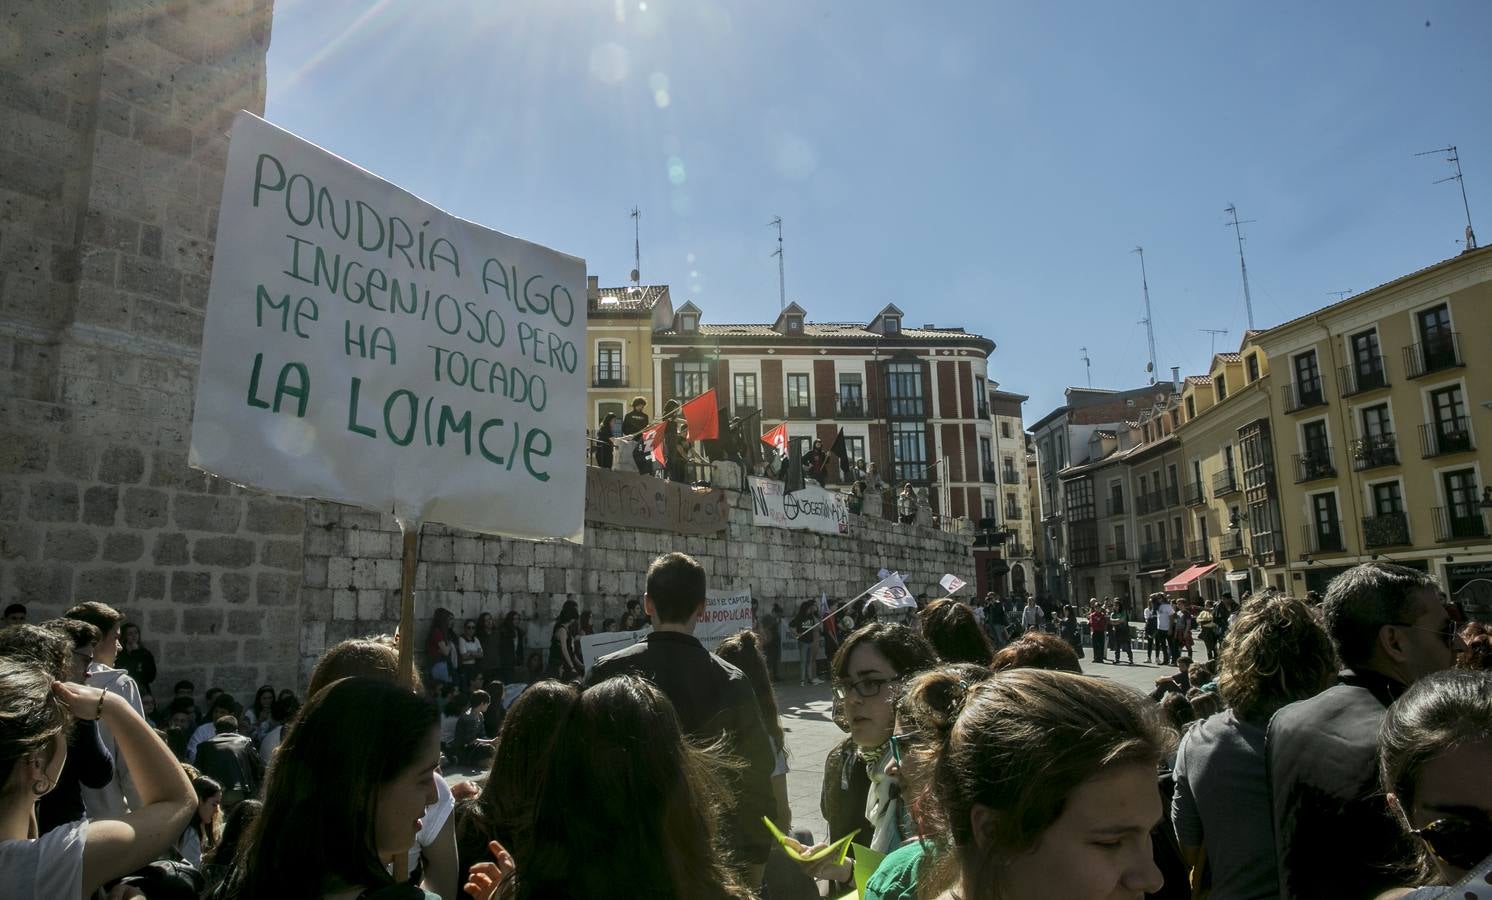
[1300,523,1345,555]
[785,401,815,419]
[1350,434,1398,471]
[1003,467,1022,484]
[1282,381,1328,414]
[1420,419,1474,458]
[1105,544,1130,562]
[1187,538,1211,563]
[1339,357,1389,397]
[1007,542,1028,558]
[1363,512,1410,548]
[1071,546,1100,566]
[1165,484,1180,507]
[981,464,998,484]
[1293,449,1336,483]
[1212,467,1240,496]
[885,396,926,418]
[1135,492,1151,515]
[1068,505,1097,523]
[1005,505,1022,520]
[1432,507,1489,542]
[1171,540,1186,561]
[1107,496,1126,516]
[1139,541,1168,567]
[1403,332,1463,379]
[835,396,871,419]
[592,365,629,388]
[1219,531,1247,558]
[1251,532,1282,565]
[1183,481,1206,507]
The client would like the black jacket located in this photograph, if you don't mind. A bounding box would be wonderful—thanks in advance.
[1266,668,1419,899]
[588,630,777,865]
[194,732,264,798]
[36,719,114,835]
[821,737,873,844]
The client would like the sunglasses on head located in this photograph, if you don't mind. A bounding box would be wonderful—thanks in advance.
[1413,816,1492,871]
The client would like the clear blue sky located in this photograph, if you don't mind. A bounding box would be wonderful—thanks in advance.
[265,0,1491,420]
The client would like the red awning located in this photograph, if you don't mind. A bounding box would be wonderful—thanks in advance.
[1164,563,1218,592]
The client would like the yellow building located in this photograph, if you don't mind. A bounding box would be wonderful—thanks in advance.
[584,277,667,436]
[1253,245,1492,599]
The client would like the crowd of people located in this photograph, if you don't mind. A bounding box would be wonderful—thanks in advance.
[2,559,1489,899]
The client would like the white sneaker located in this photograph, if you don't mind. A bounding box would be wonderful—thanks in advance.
[800,680,808,686]
[810,678,824,685]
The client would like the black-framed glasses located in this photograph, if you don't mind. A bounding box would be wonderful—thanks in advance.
[1412,816,1492,871]
[833,676,894,700]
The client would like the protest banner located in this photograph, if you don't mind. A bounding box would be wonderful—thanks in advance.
[696,588,753,652]
[189,112,587,542]
[867,572,916,610]
[939,573,967,594]
[584,466,729,534]
[748,475,849,535]
[580,627,652,677]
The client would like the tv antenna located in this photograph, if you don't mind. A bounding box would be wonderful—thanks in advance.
[768,216,786,311]
[1080,346,1092,387]
[1133,246,1158,384]
[1224,204,1257,330]
[1326,289,1352,302]
[1199,328,1229,356]
[629,206,641,287]
[1415,146,1477,250]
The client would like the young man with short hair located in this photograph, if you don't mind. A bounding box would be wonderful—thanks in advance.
[3,602,25,625]
[64,600,146,817]
[587,552,776,885]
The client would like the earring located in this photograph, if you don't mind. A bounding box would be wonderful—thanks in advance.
[31,778,52,797]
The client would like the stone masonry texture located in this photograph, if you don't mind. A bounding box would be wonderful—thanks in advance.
[1,1,974,696]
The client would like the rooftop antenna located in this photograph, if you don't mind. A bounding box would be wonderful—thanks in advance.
[1199,328,1229,356]
[1133,246,1158,384]
[1224,204,1257,330]
[629,206,641,288]
[768,216,785,311]
[1326,289,1352,302]
[1080,346,1092,387]
[1415,145,1477,250]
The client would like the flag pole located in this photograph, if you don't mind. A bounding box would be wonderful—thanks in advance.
[805,577,897,632]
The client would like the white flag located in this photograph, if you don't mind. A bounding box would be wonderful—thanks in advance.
[867,573,916,611]
[939,573,967,594]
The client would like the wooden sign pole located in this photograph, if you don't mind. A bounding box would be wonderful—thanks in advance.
[394,519,422,690]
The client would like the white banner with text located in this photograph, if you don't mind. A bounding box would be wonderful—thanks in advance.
[748,476,849,536]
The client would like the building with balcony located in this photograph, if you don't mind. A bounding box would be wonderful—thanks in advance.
[1253,244,1492,598]
[584,277,666,432]
[981,388,1035,597]
[649,299,1000,522]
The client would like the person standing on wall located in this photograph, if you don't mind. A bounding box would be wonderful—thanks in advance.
[622,396,652,475]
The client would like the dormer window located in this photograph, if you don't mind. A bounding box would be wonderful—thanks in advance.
[869,303,904,336]
[785,314,803,334]
[674,301,702,334]
[884,316,900,334]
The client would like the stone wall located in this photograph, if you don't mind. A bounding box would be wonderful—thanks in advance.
[298,489,973,683]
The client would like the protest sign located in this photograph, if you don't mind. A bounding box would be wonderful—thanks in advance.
[584,466,729,534]
[580,627,651,677]
[939,573,967,594]
[190,112,586,541]
[748,475,849,535]
[867,572,916,610]
[696,588,753,652]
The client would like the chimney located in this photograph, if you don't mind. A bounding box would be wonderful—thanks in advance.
[1171,366,1181,394]
[587,274,599,300]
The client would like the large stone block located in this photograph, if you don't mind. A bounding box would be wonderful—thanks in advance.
[220,572,250,605]
[97,445,146,484]
[27,480,79,522]
[259,539,301,571]
[81,485,119,526]
[123,487,169,528]
[181,608,224,635]
[245,497,302,535]
[170,570,212,605]
[152,532,189,566]
[193,535,254,568]
[43,525,99,562]
[75,566,131,604]
[172,493,241,532]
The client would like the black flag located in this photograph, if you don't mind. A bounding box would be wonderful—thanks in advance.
[829,428,850,483]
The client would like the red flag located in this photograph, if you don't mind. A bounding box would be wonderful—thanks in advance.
[640,422,667,465]
[681,388,719,441]
[761,422,788,455]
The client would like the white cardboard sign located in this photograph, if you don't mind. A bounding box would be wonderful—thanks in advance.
[696,588,753,653]
[190,112,586,541]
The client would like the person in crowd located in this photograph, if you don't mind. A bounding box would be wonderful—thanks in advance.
[594,411,618,469]
[1087,600,1109,663]
[1379,669,1492,896]
[427,607,457,687]
[202,798,260,894]
[789,600,823,686]
[1058,604,1084,659]
[622,395,652,475]
[1187,687,1223,720]
[804,438,828,484]
[1150,655,1193,701]
[439,690,463,755]
[982,592,1010,648]
[0,622,69,681]
[471,674,505,739]
[0,654,196,900]
[1174,601,1195,657]
[2,603,24,625]
[163,700,196,761]
[1108,600,1134,664]
[918,598,994,665]
[1160,691,1196,733]
[241,684,276,742]
[496,610,525,682]
[618,599,644,632]
[546,600,582,680]
[305,637,455,900]
[715,629,792,828]
[852,457,869,482]
[456,619,484,690]
[1172,590,1338,899]
[1269,562,1463,899]
[178,773,222,867]
[454,681,579,888]
[803,624,938,889]
[1215,595,1234,642]
[474,613,500,683]
[1155,593,1177,664]
[909,667,1172,899]
[1019,595,1044,635]
[209,677,443,900]
[172,680,203,726]
[1456,620,1491,670]
[989,630,1084,673]
[194,714,264,811]
[257,693,299,761]
[1144,596,1159,662]
[578,610,595,637]
[1196,600,1218,662]
[115,622,157,697]
[757,602,783,683]
[848,480,866,515]
[64,600,146,818]
[865,461,887,492]
[34,618,115,836]
[187,692,239,761]
[451,690,497,768]
[514,675,756,900]
[897,483,917,525]
[587,553,776,885]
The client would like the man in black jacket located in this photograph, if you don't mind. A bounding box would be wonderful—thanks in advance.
[588,552,777,885]
[1267,562,1462,899]
[621,396,651,475]
[194,715,264,812]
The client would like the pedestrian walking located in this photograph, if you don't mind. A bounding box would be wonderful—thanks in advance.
[1197,600,1218,661]
[1087,601,1109,663]
[1108,601,1134,664]
[790,600,823,685]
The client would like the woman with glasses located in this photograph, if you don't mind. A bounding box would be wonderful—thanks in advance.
[797,624,936,888]
[1379,668,1492,895]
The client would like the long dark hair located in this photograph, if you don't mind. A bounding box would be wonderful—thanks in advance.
[217,677,439,900]
[715,629,786,749]
[456,681,580,885]
[830,623,938,683]
[190,774,222,850]
[499,610,520,636]
[251,685,274,719]
[516,676,752,900]
[554,600,579,627]
[918,599,994,666]
[477,612,496,640]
